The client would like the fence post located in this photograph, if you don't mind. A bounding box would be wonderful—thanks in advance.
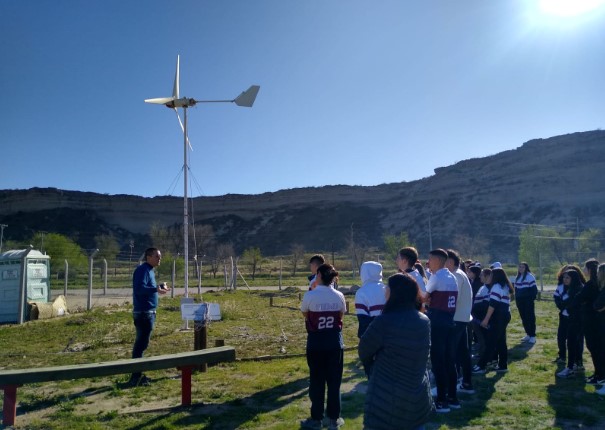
[197,259,202,296]
[64,259,69,296]
[194,319,208,372]
[87,249,99,311]
[103,259,108,295]
[232,257,237,291]
[171,260,176,298]
[279,258,282,291]
[538,251,543,299]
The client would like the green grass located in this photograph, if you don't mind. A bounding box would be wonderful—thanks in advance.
[2,292,605,429]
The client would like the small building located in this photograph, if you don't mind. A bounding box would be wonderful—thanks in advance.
[0,249,51,324]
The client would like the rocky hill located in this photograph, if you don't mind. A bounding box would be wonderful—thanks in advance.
[1,130,604,260]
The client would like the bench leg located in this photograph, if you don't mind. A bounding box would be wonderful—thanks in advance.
[179,366,192,406]
[1,384,19,427]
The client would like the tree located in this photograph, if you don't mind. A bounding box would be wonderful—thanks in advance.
[382,232,412,260]
[150,222,216,262]
[346,224,368,275]
[452,234,490,263]
[290,244,306,276]
[2,239,24,251]
[190,224,216,260]
[518,226,560,269]
[520,226,602,268]
[576,228,601,260]
[242,247,263,280]
[208,243,235,278]
[43,233,88,271]
[149,222,187,255]
[95,234,120,262]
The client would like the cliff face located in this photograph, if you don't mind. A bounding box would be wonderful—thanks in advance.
[1,130,604,258]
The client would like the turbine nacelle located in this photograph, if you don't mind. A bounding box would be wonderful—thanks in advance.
[166,98,197,109]
[143,96,197,108]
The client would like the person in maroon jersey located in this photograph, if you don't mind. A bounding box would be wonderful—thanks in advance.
[300,264,347,430]
[426,248,459,413]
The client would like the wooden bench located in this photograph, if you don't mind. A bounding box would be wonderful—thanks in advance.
[0,346,235,426]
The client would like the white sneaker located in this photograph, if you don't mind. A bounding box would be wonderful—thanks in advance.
[521,335,530,342]
[528,337,536,344]
[596,385,605,395]
[328,417,345,429]
[457,382,476,394]
[557,368,575,378]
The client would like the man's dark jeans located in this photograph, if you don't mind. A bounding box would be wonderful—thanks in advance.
[131,311,156,380]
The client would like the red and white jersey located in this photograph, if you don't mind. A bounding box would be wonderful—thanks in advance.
[426,268,458,315]
[301,285,346,333]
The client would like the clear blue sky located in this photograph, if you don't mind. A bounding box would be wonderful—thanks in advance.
[1,1,604,197]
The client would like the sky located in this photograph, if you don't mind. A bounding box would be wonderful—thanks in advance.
[1,0,604,198]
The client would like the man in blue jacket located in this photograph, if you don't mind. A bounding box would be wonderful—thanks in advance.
[128,247,170,386]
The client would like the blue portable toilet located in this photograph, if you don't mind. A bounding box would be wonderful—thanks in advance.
[0,249,51,323]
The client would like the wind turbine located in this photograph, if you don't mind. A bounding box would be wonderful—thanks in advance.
[145,55,259,299]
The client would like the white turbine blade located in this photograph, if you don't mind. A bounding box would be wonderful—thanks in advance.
[173,55,180,99]
[234,85,260,107]
[145,97,175,104]
[174,108,193,151]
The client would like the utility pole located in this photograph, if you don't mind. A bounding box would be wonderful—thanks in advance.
[350,223,356,277]
[575,217,580,252]
[129,240,134,262]
[428,216,433,250]
[37,231,47,253]
[0,224,7,253]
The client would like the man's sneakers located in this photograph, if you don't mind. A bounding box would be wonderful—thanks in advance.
[447,397,461,409]
[433,397,462,413]
[457,382,475,394]
[521,335,537,344]
[557,367,575,378]
[552,357,566,364]
[586,375,605,385]
[328,417,345,429]
[596,385,605,395]
[472,363,509,374]
[486,360,498,370]
[302,417,344,429]
[434,399,450,413]
[300,418,322,429]
[126,374,152,387]
[472,365,486,374]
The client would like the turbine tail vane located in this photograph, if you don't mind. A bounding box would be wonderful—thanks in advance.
[234,85,260,107]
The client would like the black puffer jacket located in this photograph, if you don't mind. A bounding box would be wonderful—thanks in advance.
[358,306,432,430]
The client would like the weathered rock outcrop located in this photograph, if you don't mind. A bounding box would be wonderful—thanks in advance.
[1,130,604,258]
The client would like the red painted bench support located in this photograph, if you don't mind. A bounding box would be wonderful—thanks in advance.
[1,384,19,427]
[179,366,193,406]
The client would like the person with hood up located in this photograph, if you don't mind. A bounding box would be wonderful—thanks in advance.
[359,273,432,430]
[354,261,387,339]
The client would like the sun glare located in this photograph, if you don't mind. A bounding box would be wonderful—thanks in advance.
[539,0,605,16]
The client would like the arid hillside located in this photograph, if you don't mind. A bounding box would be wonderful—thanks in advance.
[1,130,604,260]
